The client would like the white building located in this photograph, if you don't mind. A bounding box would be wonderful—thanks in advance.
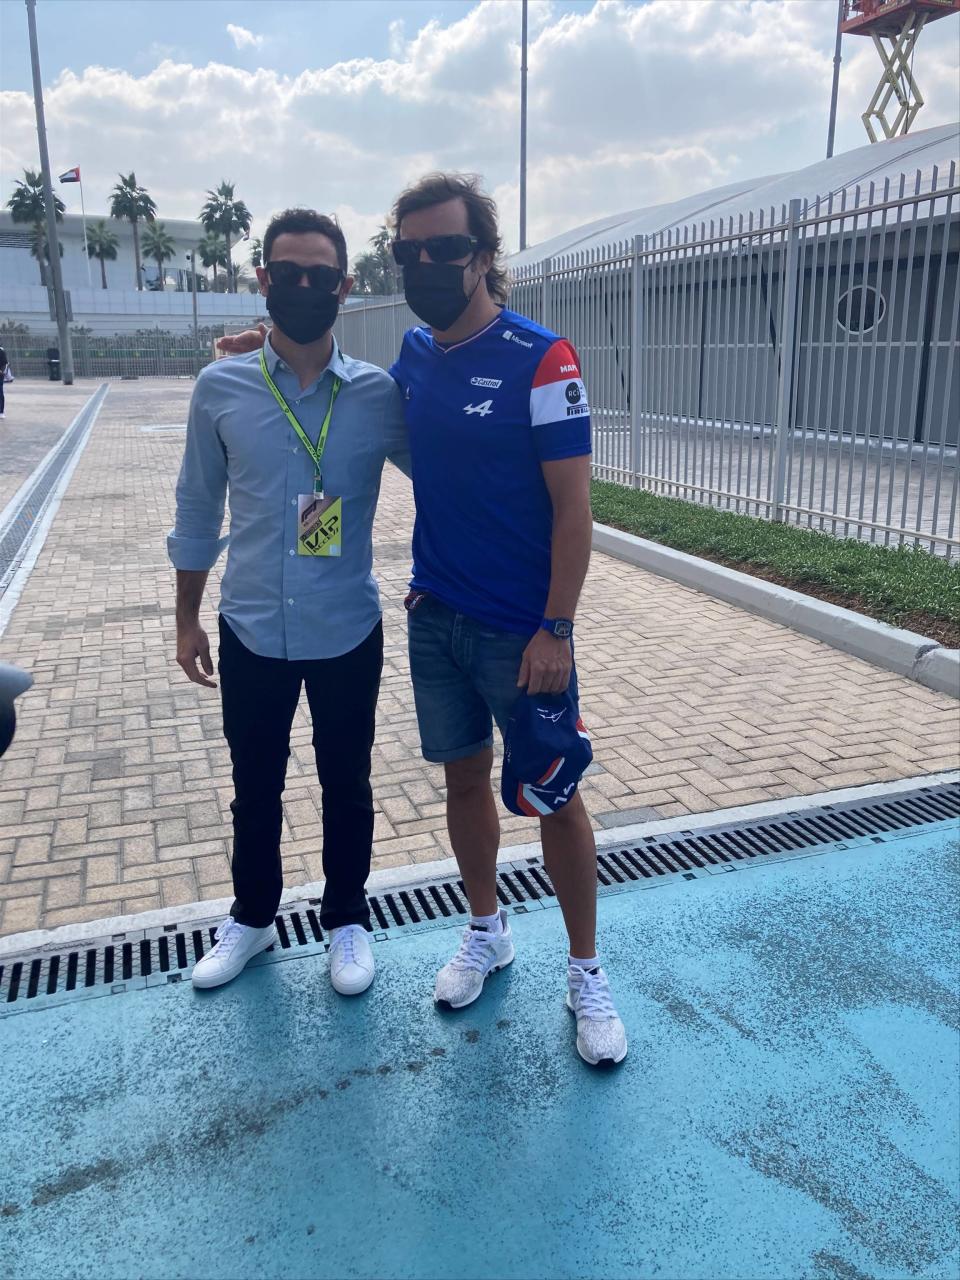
[0,211,267,334]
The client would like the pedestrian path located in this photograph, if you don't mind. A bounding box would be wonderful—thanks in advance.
[0,380,92,512]
[0,379,957,936]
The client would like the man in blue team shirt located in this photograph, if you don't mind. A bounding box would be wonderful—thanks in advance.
[221,176,627,1067]
[170,209,409,998]
[388,173,626,1067]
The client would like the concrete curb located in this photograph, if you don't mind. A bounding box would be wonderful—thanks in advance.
[593,523,960,700]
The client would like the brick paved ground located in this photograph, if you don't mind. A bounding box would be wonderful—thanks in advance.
[0,379,93,512]
[0,378,957,937]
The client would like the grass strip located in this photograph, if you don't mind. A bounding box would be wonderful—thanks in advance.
[591,481,960,643]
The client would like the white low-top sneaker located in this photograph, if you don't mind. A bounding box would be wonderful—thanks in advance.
[567,965,628,1066]
[434,911,515,1009]
[191,917,277,990]
[328,924,375,996]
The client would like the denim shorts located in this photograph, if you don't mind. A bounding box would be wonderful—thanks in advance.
[406,593,578,764]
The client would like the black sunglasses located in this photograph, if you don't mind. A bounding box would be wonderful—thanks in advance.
[391,234,481,267]
[266,260,344,292]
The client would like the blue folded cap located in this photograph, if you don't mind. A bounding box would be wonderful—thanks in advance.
[501,687,592,818]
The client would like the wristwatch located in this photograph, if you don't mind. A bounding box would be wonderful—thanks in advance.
[541,617,574,640]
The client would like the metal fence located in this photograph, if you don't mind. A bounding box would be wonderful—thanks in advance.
[337,164,959,558]
[0,330,219,379]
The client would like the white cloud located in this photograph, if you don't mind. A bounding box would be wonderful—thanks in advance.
[387,18,406,60]
[226,24,264,51]
[1,0,956,266]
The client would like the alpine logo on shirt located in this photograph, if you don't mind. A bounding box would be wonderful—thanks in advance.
[463,399,494,416]
[530,340,591,427]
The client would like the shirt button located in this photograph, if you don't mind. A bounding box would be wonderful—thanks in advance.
[291,499,296,506]
[287,598,294,605]
[288,549,295,556]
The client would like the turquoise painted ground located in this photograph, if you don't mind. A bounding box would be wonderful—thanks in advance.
[1,829,958,1279]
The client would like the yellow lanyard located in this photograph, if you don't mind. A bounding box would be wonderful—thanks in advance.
[259,348,342,494]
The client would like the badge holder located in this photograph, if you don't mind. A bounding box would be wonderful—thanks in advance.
[298,473,342,557]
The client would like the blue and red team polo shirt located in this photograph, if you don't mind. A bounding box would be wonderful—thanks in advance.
[389,307,592,635]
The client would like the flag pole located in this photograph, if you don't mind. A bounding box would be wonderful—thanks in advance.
[519,0,528,252]
[78,171,92,289]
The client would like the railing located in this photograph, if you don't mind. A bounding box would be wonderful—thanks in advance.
[0,330,216,379]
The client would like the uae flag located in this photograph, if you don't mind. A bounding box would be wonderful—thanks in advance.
[58,167,81,184]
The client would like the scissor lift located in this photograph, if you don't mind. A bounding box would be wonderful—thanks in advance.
[841,0,960,142]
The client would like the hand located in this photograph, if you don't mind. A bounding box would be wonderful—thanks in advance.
[517,630,572,695]
[176,623,217,688]
[217,323,268,356]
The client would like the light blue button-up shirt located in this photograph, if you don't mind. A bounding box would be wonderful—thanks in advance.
[167,335,410,660]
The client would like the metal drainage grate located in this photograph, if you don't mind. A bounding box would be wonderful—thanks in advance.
[1,781,956,1012]
[0,384,109,592]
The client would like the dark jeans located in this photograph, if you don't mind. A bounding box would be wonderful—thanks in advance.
[218,616,383,931]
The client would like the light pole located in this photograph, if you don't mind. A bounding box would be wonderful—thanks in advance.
[826,0,844,158]
[519,0,528,251]
[187,250,200,377]
[25,0,74,383]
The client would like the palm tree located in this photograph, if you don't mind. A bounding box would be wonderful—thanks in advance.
[199,181,252,293]
[29,224,63,289]
[109,172,157,290]
[248,237,263,269]
[351,252,383,296]
[86,220,119,290]
[141,221,176,288]
[370,224,400,293]
[198,232,228,289]
[6,169,65,286]
[351,224,400,296]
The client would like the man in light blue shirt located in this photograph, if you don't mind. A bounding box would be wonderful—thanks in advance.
[168,208,409,997]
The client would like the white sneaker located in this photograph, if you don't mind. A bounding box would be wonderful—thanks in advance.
[434,910,515,1009]
[328,924,375,996]
[567,966,628,1066]
[191,917,277,989]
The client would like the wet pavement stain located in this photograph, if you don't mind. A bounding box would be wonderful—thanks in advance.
[646,980,720,1036]
[713,1121,955,1271]
[17,1024,507,1215]
[809,1249,877,1280]
[31,1157,123,1208]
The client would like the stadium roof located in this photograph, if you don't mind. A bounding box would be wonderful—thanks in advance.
[509,122,959,268]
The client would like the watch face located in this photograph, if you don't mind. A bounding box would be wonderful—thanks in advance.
[554,620,573,639]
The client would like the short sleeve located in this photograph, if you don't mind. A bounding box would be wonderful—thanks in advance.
[529,339,592,461]
[388,331,411,391]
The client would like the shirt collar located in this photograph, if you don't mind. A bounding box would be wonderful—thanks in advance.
[263,331,353,384]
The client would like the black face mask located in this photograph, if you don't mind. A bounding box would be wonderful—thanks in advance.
[266,282,340,345]
[402,260,478,331]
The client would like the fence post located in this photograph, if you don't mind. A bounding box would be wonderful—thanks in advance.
[629,234,645,487]
[541,257,553,331]
[772,198,802,523]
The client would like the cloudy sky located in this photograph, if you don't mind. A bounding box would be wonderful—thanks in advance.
[1,0,958,269]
